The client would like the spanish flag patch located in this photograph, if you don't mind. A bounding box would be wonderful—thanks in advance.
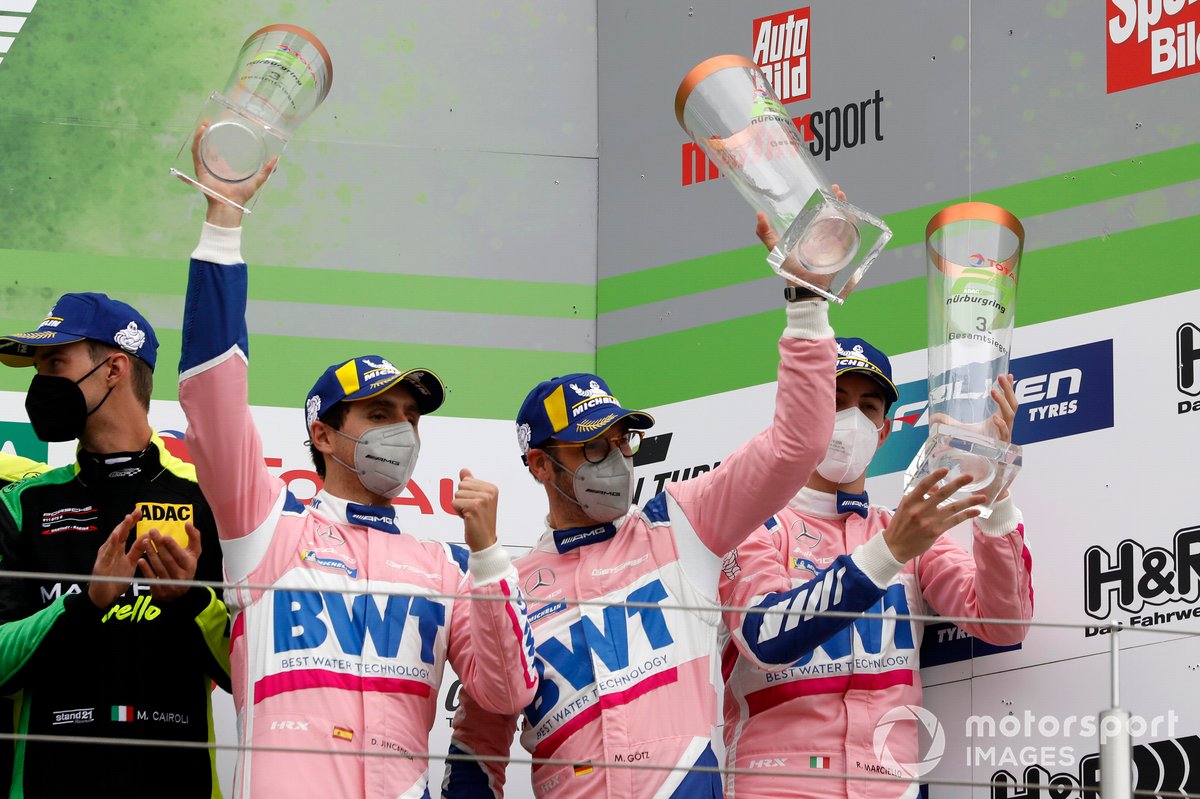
[332,726,354,742]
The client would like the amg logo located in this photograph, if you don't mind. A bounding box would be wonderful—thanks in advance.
[748,758,788,768]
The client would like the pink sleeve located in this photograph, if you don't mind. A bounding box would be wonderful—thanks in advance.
[445,687,518,798]
[445,544,537,716]
[668,317,836,558]
[917,499,1034,646]
[718,524,795,669]
[179,356,284,543]
[178,230,287,581]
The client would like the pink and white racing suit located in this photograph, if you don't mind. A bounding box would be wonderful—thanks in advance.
[720,487,1034,798]
[179,223,538,799]
[444,301,836,799]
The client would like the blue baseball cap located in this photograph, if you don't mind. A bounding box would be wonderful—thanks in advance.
[305,355,445,432]
[0,293,158,369]
[835,337,899,405]
[515,373,654,458]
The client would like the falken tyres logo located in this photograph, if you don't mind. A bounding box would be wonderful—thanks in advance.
[871,340,1115,477]
[1083,525,1200,633]
[989,735,1200,798]
[1178,322,1200,414]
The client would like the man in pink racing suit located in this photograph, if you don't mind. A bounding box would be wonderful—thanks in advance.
[444,287,837,798]
[719,336,1034,799]
[177,150,537,798]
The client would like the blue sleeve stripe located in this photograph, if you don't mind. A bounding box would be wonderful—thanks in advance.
[448,544,470,574]
[742,554,886,666]
[641,492,670,524]
[666,742,720,798]
[442,743,495,798]
[281,491,305,516]
[180,259,249,375]
[764,515,779,531]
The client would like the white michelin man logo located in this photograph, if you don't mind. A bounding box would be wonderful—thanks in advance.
[113,322,145,353]
[570,380,608,399]
[516,423,533,455]
[306,395,322,427]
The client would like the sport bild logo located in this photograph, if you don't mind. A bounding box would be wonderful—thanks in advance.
[1178,322,1200,414]
[1083,526,1200,634]
[753,7,810,104]
[1107,0,1200,93]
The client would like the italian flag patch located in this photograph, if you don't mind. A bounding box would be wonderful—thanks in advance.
[111,705,136,723]
[809,756,831,769]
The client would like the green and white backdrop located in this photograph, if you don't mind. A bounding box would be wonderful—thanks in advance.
[1,0,1197,795]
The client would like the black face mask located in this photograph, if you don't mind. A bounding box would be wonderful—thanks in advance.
[25,359,114,442]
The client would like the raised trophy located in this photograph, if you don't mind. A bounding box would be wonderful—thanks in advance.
[903,202,1024,517]
[675,55,892,303]
[171,24,333,212]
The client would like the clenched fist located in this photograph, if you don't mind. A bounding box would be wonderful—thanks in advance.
[452,469,499,552]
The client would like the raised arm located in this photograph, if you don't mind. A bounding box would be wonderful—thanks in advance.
[666,299,836,561]
[177,137,287,581]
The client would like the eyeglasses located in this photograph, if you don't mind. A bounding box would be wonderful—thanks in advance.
[544,430,643,464]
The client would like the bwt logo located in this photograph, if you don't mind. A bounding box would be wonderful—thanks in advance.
[526,579,674,726]
[1178,322,1200,414]
[1083,526,1200,621]
[273,590,446,664]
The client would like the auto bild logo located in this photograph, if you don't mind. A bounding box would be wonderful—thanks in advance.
[871,340,1115,477]
[1083,525,1200,636]
[871,704,945,779]
[1107,0,1200,93]
[1178,322,1200,414]
[682,5,885,186]
[752,7,810,104]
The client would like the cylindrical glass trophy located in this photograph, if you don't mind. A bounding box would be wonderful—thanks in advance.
[171,24,333,212]
[675,55,892,303]
[903,202,1024,517]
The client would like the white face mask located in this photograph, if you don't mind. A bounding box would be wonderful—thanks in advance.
[816,407,883,484]
[330,422,420,499]
[546,446,635,523]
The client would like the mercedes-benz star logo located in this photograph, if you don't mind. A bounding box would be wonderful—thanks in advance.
[791,518,822,547]
[525,568,556,593]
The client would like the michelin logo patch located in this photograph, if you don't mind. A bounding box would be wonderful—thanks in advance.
[301,550,359,579]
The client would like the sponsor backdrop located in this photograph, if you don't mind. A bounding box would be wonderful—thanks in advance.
[0,0,1197,796]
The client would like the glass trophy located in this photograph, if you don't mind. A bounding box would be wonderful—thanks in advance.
[675,55,892,303]
[904,202,1024,517]
[171,24,333,213]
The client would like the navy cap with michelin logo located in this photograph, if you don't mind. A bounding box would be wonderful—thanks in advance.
[835,337,899,405]
[305,355,445,432]
[0,292,159,369]
[515,372,655,459]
